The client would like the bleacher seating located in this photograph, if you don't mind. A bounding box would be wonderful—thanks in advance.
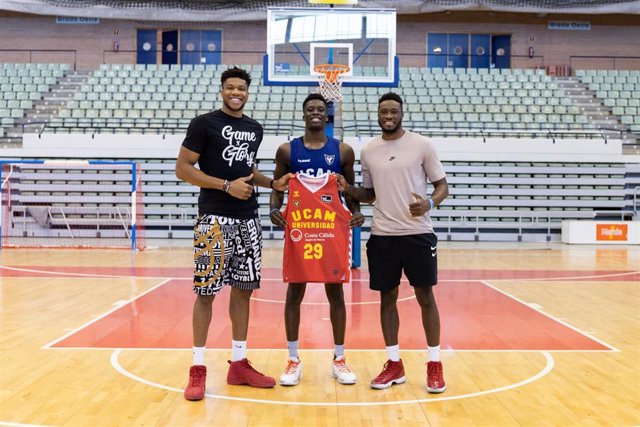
[0,63,69,138]
[576,69,640,134]
[1,63,638,142]
[30,64,600,137]
[134,157,630,241]
[342,67,594,136]
[1,62,638,242]
[46,63,307,135]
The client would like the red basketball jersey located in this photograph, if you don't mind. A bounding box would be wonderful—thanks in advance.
[283,173,352,283]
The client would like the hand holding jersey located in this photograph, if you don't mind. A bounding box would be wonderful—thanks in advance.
[348,211,366,228]
[269,207,287,229]
[272,174,293,192]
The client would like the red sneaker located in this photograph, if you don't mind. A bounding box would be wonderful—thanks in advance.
[184,365,207,401]
[227,359,276,388]
[427,361,446,393]
[370,359,406,390]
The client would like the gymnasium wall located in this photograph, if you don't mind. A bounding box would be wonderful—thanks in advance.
[0,10,639,71]
[396,12,640,69]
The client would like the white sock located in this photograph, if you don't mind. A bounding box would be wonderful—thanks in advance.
[428,345,441,362]
[231,340,247,361]
[334,344,345,359]
[287,341,299,361]
[193,346,205,365]
[386,344,400,362]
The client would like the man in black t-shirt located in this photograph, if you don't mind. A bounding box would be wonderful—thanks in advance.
[176,67,292,401]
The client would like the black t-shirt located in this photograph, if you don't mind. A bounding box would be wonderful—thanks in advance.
[182,110,263,218]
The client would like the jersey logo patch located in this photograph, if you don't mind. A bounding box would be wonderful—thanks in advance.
[324,154,335,165]
[321,195,333,203]
[290,229,303,242]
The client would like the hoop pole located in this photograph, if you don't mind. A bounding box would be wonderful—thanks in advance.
[352,227,361,268]
[0,166,3,251]
[131,162,137,252]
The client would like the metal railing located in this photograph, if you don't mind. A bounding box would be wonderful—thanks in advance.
[0,49,77,70]
[569,55,640,71]
[345,124,611,142]
[101,49,265,66]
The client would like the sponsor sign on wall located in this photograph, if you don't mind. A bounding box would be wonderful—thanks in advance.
[596,224,628,241]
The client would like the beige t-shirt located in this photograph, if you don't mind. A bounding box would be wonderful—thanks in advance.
[361,130,446,236]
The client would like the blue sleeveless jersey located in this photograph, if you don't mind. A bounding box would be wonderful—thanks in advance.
[290,136,342,176]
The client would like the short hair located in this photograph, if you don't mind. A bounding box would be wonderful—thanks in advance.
[302,93,328,110]
[220,66,252,87]
[378,92,403,108]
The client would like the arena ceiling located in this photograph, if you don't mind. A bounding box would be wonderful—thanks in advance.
[0,0,638,21]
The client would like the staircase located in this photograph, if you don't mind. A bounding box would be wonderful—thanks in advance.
[2,71,91,147]
[556,76,639,154]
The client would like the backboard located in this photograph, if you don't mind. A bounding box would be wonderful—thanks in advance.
[264,7,398,87]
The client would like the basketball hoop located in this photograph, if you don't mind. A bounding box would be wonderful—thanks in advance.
[314,63,350,102]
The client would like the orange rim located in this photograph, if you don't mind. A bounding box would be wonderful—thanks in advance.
[314,64,350,83]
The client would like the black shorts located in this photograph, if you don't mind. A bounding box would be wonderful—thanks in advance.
[366,233,438,291]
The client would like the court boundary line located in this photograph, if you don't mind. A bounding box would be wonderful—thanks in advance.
[110,349,555,406]
[2,265,638,283]
[42,278,172,349]
[0,422,54,427]
[46,347,616,352]
[480,280,620,352]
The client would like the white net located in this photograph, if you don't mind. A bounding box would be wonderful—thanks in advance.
[314,64,349,102]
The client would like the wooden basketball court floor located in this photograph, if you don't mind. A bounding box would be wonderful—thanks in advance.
[0,241,638,426]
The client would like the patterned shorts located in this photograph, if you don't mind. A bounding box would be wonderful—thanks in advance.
[192,214,262,296]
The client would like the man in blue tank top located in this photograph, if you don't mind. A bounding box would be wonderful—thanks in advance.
[270,93,365,386]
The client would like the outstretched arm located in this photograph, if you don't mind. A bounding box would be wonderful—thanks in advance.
[335,173,376,204]
[252,165,292,192]
[269,143,290,229]
[339,143,365,227]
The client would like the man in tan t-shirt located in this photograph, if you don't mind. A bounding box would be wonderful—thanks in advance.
[337,92,449,393]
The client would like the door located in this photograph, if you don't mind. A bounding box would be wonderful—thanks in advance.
[136,29,157,65]
[448,34,469,69]
[162,30,178,65]
[180,30,222,66]
[470,34,491,69]
[200,30,222,66]
[492,35,511,69]
[180,30,200,65]
[427,33,447,68]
